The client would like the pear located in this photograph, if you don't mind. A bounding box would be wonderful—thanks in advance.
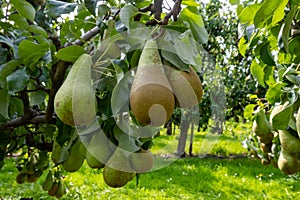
[42,171,54,191]
[16,173,27,184]
[278,129,300,156]
[129,149,154,173]
[55,180,67,198]
[51,141,62,165]
[164,62,203,108]
[62,138,86,172]
[103,148,135,188]
[252,109,272,138]
[54,54,96,126]
[278,149,299,175]
[85,132,116,169]
[130,40,175,126]
[48,181,59,197]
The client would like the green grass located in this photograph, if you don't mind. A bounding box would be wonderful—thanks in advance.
[0,121,299,199]
[0,157,299,199]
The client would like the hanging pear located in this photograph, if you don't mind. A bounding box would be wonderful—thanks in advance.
[85,132,116,169]
[54,54,96,126]
[62,138,86,172]
[296,107,300,138]
[103,148,135,188]
[130,40,175,126]
[164,61,203,108]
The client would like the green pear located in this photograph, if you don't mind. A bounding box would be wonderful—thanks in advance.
[278,129,300,156]
[103,148,135,188]
[252,109,272,138]
[278,149,299,175]
[42,171,54,191]
[164,62,203,108]
[54,54,96,126]
[62,138,86,172]
[129,149,154,173]
[51,141,62,165]
[130,40,175,126]
[86,132,116,169]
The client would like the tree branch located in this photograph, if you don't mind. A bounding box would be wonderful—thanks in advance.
[160,0,182,25]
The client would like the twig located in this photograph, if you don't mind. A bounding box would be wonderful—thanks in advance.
[160,0,182,25]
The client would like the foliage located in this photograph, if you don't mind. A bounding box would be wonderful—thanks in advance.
[0,0,216,197]
[237,0,300,174]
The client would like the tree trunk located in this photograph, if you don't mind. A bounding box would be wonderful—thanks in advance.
[176,116,190,157]
[166,119,172,135]
[189,123,194,156]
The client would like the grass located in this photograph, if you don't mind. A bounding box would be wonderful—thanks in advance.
[0,121,299,199]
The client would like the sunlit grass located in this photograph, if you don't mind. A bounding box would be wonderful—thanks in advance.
[0,121,299,199]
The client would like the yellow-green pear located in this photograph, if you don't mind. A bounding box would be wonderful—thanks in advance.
[85,132,116,169]
[278,149,299,175]
[164,62,203,108]
[129,149,154,173]
[130,40,175,126]
[62,138,86,172]
[103,148,135,188]
[54,54,96,126]
[278,129,300,156]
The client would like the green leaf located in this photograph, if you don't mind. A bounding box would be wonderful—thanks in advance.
[0,89,10,118]
[238,4,262,23]
[6,68,30,94]
[18,40,48,60]
[9,97,24,116]
[161,50,189,71]
[264,66,276,86]
[254,0,283,27]
[266,83,284,105]
[182,0,199,7]
[84,0,97,16]
[243,104,256,120]
[10,0,36,22]
[46,0,77,17]
[238,36,248,57]
[8,14,29,29]
[55,45,85,62]
[98,4,110,17]
[111,72,133,116]
[272,102,293,130]
[281,6,298,53]
[0,60,20,88]
[120,4,139,29]
[28,84,46,106]
[180,7,208,44]
[28,25,48,38]
[229,0,239,5]
[250,60,265,87]
[259,42,275,66]
[288,36,300,57]
[272,0,289,25]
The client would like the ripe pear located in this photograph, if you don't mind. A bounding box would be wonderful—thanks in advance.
[85,132,116,169]
[278,129,300,156]
[16,173,27,184]
[129,149,154,173]
[103,148,135,188]
[130,40,175,126]
[62,138,86,172]
[48,181,59,197]
[278,149,299,175]
[54,54,96,127]
[164,62,203,108]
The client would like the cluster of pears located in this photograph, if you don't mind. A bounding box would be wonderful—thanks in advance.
[51,131,154,188]
[252,104,300,174]
[42,170,67,198]
[130,39,203,127]
[15,151,49,184]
